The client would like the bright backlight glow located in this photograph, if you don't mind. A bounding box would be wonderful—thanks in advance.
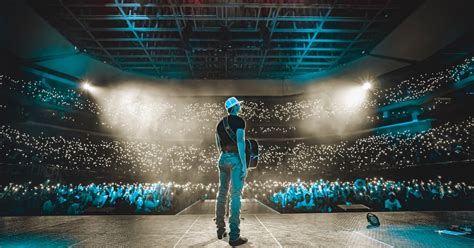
[362,82,372,90]
[82,82,92,91]
[342,87,365,107]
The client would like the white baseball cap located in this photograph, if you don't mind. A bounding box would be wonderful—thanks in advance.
[225,96,243,109]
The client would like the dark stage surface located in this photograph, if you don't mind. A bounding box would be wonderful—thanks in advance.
[0,200,473,247]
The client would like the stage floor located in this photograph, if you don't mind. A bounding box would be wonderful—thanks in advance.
[0,200,473,247]
[177,199,279,215]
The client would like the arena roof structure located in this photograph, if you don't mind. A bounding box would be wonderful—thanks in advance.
[28,0,422,80]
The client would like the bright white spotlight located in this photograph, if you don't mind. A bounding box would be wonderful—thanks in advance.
[362,81,372,90]
[82,82,92,91]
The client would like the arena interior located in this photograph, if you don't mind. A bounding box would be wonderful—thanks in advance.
[0,0,473,247]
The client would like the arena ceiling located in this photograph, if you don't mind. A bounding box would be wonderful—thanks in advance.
[29,0,423,80]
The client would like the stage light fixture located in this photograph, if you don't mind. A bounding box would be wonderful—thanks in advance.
[367,213,380,227]
[82,81,92,91]
[362,82,372,90]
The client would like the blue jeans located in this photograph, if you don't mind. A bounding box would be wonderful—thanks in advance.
[215,152,244,241]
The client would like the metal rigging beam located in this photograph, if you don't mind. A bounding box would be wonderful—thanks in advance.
[51,3,398,10]
[258,7,280,77]
[76,37,366,43]
[329,0,392,69]
[56,14,387,23]
[292,1,336,73]
[101,54,352,59]
[83,46,363,52]
[119,61,333,66]
[67,26,373,33]
[59,0,121,69]
[114,0,160,76]
[126,69,323,79]
[168,1,194,76]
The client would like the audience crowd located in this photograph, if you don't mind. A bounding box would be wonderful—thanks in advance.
[0,55,472,216]
[0,180,217,215]
[260,118,473,174]
[1,177,472,215]
[256,177,474,213]
[0,117,471,175]
[367,56,473,107]
[0,56,471,138]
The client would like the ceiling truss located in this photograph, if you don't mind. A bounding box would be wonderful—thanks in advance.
[29,0,420,79]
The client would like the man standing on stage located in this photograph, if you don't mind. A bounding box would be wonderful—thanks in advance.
[214,97,248,246]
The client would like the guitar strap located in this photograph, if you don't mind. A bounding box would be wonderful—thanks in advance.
[222,116,237,144]
[221,116,259,163]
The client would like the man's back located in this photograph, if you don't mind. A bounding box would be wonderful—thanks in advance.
[216,115,246,148]
[214,97,248,246]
